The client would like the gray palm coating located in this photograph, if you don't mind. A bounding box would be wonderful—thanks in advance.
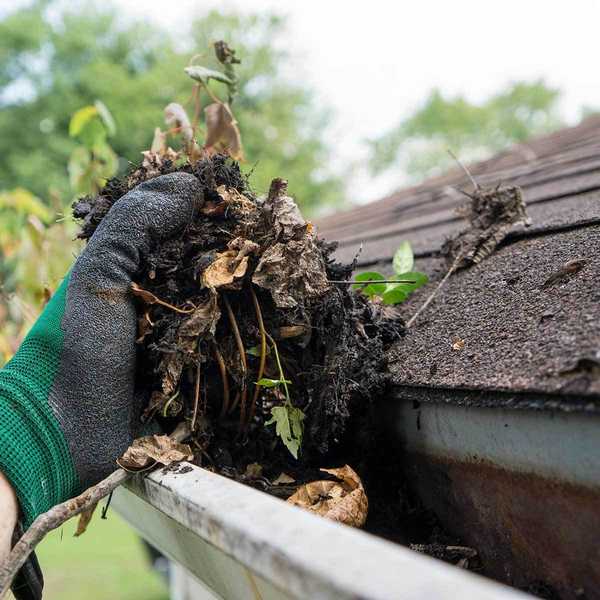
[49,172,203,489]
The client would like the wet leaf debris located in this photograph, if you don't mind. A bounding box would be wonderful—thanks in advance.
[74,154,403,482]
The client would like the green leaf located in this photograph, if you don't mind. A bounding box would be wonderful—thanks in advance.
[256,377,291,388]
[393,241,414,275]
[382,287,408,305]
[266,404,305,459]
[94,100,116,136]
[352,271,386,297]
[247,345,262,357]
[385,271,429,294]
[184,65,233,85]
[69,105,98,137]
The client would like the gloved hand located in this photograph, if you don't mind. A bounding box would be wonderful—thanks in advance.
[0,172,202,530]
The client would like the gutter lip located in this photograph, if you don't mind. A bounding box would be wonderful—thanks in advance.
[117,463,530,600]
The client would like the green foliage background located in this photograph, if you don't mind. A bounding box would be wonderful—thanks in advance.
[0,2,342,210]
[369,81,566,181]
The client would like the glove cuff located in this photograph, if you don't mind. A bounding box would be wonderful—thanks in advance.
[0,277,79,527]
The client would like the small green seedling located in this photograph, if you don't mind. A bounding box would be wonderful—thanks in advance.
[352,241,428,305]
[259,336,305,458]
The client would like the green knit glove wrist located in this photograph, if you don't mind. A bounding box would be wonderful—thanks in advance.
[0,172,202,530]
[0,275,79,527]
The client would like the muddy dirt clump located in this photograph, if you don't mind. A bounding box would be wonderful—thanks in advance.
[73,155,403,480]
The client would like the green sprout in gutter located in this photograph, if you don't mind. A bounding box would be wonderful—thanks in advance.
[352,241,428,305]
[260,333,305,459]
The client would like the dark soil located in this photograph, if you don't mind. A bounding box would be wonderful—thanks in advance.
[74,154,402,480]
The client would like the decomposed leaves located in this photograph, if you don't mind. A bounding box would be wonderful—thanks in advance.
[117,435,194,472]
[287,465,368,528]
[204,102,244,160]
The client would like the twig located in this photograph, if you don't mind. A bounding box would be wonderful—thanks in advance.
[214,344,230,418]
[249,287,267,428]
[0,470,128,598]
[0,426,190,598]
[448,149,479,191]
[191,358,201,432]
[406,255,462,328]
[223,295,248,428]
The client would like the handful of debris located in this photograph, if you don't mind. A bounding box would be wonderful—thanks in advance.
[74,154,402,486]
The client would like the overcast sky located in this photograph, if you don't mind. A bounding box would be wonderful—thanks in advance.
[13,0,600,203]
[114,0,600,203]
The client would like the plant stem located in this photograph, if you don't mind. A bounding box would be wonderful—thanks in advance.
[191,358,201,432]
[213,344,230,418]
[223,294,248,426]
[249,287,267,427]
[266,333,291,405]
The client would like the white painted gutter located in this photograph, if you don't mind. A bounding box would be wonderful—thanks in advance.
[113,464,530,600]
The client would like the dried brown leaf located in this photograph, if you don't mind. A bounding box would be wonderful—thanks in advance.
[452,338,465,351]
[273,472,295,485]
[286,465,368,528]
[74,503,98,537]
[117,435,193,472]
[201,238,258,290]
[244,463,263,479]
[204,102,244,160]
[253,180,330,308]
[444,185,529,269]
[177,292,221,353]
[164,102,194,144]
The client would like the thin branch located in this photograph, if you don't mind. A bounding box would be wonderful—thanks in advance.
[406,255,462,329]
[0,427,190,598]
[0,470,127,598]
[214,344,230,418]
[191,358,201,432]
[448,149,479,191]
[223,295,248,427]
[249,287,267,428]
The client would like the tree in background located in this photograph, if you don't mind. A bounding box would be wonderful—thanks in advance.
[368,80,564,182]
[0,1,342,213]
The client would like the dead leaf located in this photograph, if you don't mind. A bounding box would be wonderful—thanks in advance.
[117,435,194,472]
[204,102,244,160]
[452,338,465,351]
[201,238,258,290]
[542,258,587,289]
[444,184,529,269]
[278,325,309,339]
[264,178,307,241]
[177,292,221,353]
[164,102,194,144]
[253,240,330,308]
[286,465,368,528]
[253,179,330,308]
[244,463,263,479]
[136,310,154,344]
[74,503,98,537]
[273,472,295,485]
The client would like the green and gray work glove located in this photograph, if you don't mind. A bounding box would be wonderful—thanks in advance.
[0,172,201,527]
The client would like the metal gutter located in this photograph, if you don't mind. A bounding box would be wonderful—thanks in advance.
[385,396,600,598]
[113,463,529,600]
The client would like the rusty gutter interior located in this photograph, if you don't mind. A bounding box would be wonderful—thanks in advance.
[317,116,600,599]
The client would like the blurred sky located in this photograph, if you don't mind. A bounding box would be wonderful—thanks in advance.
[11,0,600,203]
[115,0,600,202]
